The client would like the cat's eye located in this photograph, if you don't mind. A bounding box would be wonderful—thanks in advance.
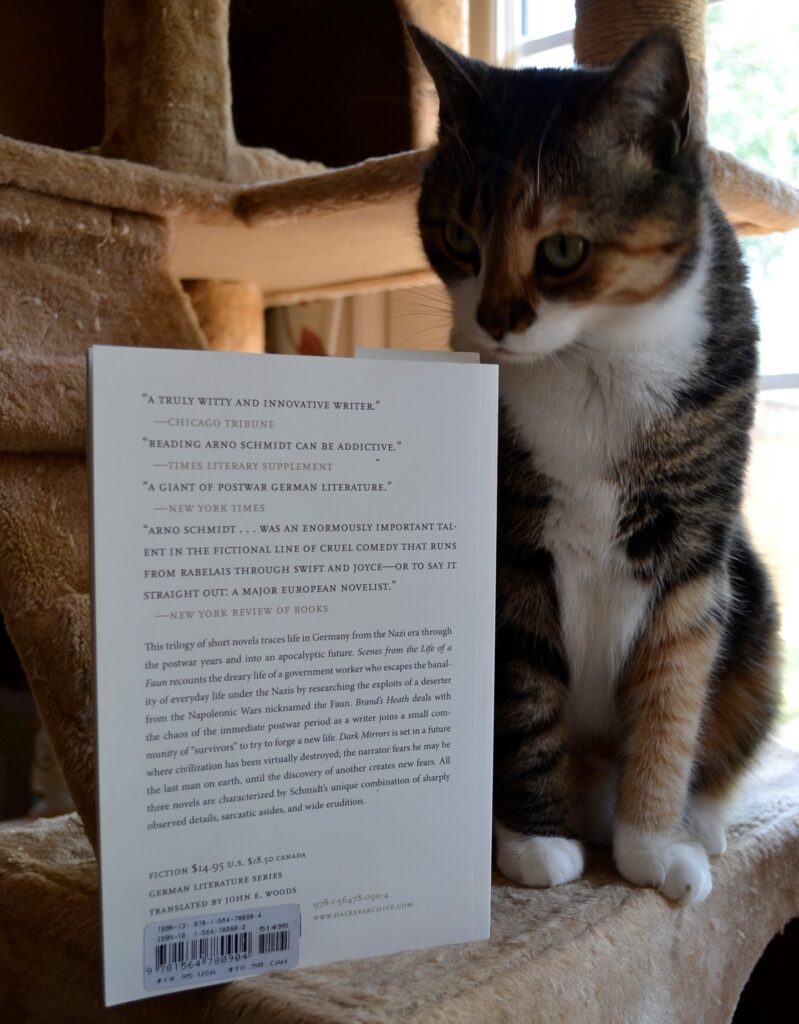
[443,221,478,260]
[537,234,588,275]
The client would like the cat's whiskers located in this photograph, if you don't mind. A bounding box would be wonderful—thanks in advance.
[396,294,452,319]
[390,308,451,324]
[395,325,451,349]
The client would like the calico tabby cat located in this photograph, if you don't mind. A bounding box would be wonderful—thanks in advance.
[408,25,781,903]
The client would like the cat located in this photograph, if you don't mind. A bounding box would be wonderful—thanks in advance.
[408,24,781,904]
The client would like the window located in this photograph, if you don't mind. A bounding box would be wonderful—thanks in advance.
[706,0,799,383]
[502,0,575,67]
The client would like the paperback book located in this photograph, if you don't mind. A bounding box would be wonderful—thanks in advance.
[89,344,497,1005]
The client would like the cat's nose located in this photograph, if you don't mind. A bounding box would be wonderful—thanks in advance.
[477,298,534,342]
[477,312,506,341]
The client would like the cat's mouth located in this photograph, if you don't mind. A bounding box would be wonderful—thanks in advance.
[485,344,537,364]
[459,330,567,365]
[450,332,541,365]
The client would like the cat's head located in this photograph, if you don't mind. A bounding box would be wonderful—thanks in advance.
[408,26,706,363]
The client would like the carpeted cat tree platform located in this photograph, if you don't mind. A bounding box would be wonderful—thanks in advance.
[0,1,797,1021]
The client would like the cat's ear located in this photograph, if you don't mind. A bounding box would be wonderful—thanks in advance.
[404,23,484,126]
[595,29,692,164]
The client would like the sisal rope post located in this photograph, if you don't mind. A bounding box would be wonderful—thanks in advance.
[183,281,266,354]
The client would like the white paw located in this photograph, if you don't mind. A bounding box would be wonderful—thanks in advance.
[495,820,584,887]
[614,821,712,904]
[687,796,727,856]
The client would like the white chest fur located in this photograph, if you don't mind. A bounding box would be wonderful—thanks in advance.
[501,356,657,737]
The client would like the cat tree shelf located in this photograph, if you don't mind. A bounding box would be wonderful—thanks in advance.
[175,152,437,304]
[0,136,436,305]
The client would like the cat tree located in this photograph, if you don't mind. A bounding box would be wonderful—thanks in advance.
[1,1,797,1021]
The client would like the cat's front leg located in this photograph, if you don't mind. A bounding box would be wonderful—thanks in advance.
[493,655,583,888]
[613,576,721,904]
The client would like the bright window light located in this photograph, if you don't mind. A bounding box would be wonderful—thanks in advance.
[706,0,799,379]
[519,0,575,41]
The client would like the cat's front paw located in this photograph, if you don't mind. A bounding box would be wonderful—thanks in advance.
[614,821,712,904]
[494,821,584,887]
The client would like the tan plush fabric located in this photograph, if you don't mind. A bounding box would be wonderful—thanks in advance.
[707,148,799,236]
[0,135,436,298]
[0,184,209,843]
[0,352,86,454]
[101,0,237,177]
[235,151,427,225]
[0,133,240,219]
[0,188,206,359]
[0,456,94,838]
[0,187,208,455]
[1,745,797,1023]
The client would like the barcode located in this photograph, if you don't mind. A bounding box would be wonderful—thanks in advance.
[155,931,252,967]
[144,904,301,990]
[154,928,292,968]
[258,929,291,954]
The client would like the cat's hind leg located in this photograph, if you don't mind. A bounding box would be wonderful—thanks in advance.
[688,536,778,856]
[689,543,781,856]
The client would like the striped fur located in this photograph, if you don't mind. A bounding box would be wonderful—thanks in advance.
[410,26,782,902]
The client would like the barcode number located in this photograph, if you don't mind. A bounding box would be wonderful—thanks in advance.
[154,929,291,968]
